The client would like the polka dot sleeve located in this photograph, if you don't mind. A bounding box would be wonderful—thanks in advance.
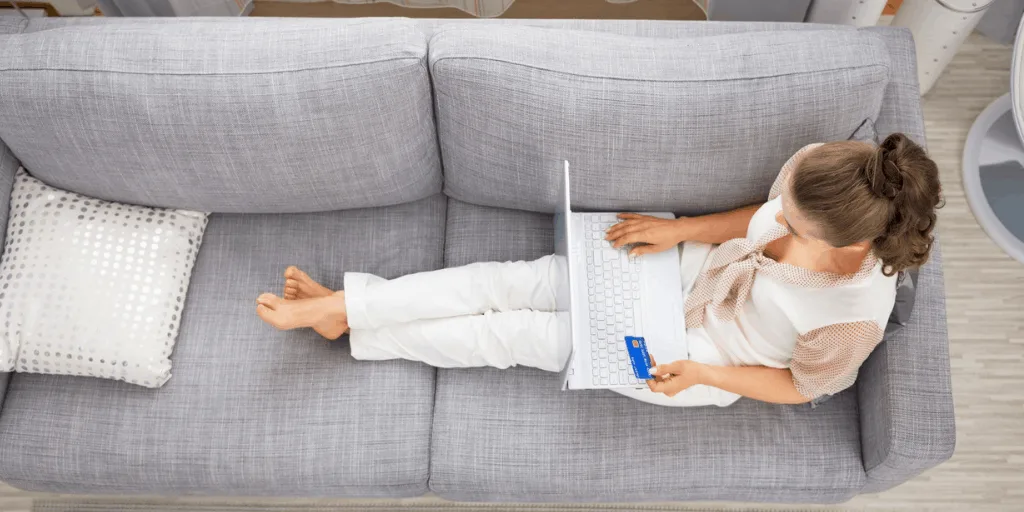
[790,320,885,399]
[768,143,824,201]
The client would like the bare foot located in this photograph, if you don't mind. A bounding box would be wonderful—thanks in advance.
[283,266,333,300]
[256,291,349,340]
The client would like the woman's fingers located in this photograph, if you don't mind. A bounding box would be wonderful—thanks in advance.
[605,220,642,239]
[649,378,671,393]
[617,212,659,220]
[608,213,658,237]
[650,360,683,377]
[605,224,634,241]
[628,244,662,257]
[610,233,647,249]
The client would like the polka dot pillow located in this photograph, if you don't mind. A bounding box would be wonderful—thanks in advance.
[0,169,208,387]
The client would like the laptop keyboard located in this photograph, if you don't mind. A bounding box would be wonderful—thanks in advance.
[583,214,644,387]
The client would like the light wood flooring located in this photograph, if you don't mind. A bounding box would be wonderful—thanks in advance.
[2,31,1022,512]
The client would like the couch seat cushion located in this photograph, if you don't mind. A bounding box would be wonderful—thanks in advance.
[430,26,890,214]
[430,200,866,502]
[0,195,446,496]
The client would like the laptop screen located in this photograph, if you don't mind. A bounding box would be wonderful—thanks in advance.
[554,161,576,387]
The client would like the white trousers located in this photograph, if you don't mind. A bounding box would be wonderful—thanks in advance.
[345,254,740,407]
[345,256,570,372]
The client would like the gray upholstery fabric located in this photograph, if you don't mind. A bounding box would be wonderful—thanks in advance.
[858,243,955,493]
[431,26,890,213]
[0,17,26,35]
[0,18,440,213]
[0,195,446,495]
[0,16,949,501]
[433,200,865,503]
[0,140,18,296]
[418,18,850,37]
[23,17,838,35]
[444,200,555,265]
[0,137,20,411]
[861,27,926,148]
[20,17,252,32]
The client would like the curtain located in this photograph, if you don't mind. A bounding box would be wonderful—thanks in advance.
[97,0,252,16]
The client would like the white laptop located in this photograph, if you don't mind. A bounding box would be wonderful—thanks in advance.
[555,161,688,390]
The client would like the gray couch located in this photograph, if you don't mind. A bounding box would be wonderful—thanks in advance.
[0,16,954,503]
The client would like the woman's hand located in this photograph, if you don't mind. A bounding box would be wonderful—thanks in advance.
[646,358,706,397]
[605,213,688,257]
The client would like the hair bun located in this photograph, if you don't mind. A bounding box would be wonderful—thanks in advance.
[866,134,907,200]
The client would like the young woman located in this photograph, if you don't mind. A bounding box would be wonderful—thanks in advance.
[254,133,942,407]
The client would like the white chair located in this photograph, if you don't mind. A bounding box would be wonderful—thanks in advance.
[963,15,1024,263]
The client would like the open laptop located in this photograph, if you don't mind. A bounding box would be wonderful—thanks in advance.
[556,161,688,390]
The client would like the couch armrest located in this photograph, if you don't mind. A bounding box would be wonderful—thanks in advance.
[861,27,927,147]
[858,242,955,492]
[1,141,17,242]
[0,139,19,410]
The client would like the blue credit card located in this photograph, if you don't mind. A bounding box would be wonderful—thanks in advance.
[625,336,652,380]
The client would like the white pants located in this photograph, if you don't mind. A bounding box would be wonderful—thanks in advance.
[345,253,740,407]
[345,256,570,372]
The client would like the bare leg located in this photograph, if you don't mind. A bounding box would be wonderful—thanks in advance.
[283,266,333,300]
[256,291,349,340]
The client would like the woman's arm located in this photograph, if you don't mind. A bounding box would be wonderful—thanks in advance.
[606,203,762,255]
[648,360,811,405]
[700,364,810,405]
[677,203,762,245]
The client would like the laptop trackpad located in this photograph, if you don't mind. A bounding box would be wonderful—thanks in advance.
[641,249,688,365]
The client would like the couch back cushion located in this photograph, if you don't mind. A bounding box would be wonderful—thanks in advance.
[0,19,440,213]
[430,25,891,214]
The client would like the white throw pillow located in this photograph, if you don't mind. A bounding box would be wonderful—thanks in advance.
[0,169,208,387]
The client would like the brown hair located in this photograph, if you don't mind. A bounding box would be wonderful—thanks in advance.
[790,133,942,276]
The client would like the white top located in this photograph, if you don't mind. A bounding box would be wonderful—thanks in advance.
[682,144,897,399]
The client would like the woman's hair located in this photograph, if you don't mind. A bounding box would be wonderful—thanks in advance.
[790,133,942,276]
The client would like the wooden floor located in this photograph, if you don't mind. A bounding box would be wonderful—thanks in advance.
[3,30,1023,512]
[252,0,707,20]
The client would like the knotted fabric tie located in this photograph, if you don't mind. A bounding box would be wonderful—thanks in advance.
[684,227,784,329]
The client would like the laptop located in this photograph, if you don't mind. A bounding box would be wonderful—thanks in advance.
[555,161,688,391]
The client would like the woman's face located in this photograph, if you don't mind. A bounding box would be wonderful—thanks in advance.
[776,141,879,252]
[776,182,834,251]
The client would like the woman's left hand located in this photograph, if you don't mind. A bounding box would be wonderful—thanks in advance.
[646,358,705,397]
[605,213,688,257]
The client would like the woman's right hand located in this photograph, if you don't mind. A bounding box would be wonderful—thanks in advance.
[605,213,689,257]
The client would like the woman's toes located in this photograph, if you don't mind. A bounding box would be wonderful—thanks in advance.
[284,266,309,282]
[284,279,300,299]
[285,275,332,299]
[257,293,282,309]
[256,304,284,329]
